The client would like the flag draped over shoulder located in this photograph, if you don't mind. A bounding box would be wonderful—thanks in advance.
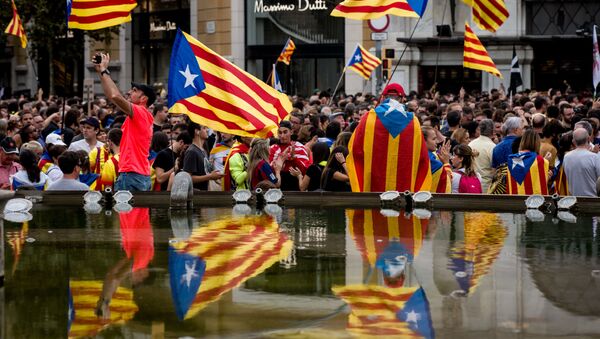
[276,38,295,65]
[448,213,507,295]
[508,46,523,94]
[347,44,382,80]
[333,285,434,338]
[5,0,27,48]
[168,30,292,138]
[462,0,509,33]
[506,151,549,195]
[463,23,503,79]
[169,215,292,319]
[347,99,431,192]
[331,0,419,19]
[429,151,452,193]
[66,0,137,30]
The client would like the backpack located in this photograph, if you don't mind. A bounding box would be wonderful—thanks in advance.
[456,171,482,193]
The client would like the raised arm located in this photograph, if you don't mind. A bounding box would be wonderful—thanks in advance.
[94,53,132,117]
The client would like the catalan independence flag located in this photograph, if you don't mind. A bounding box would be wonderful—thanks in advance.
[331,0,419,19]
[333,285,434,338]
[347,44,382,80]
[66,0,137,30]
[4,0,27,48]
[462,0,509,33]
[68,280,138,338]
[448,213,507,295]
[506,151,549,195]
[463,23,503,78]
[347,99,431,192]
[169,215,292,319]
[276,38,295,65]
[347,209,428,269]
[168,30,292,138]
[429,151,452,193]
[553,164,569,196]
[270,63,283,92]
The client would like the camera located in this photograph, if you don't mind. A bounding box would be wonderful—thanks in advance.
[93,53,102,65]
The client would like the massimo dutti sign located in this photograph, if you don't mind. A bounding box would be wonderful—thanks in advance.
[254,0,328,13]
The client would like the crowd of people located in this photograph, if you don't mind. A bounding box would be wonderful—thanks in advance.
[0,62,599,197]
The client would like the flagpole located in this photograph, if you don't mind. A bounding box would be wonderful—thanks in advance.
[329,67,347,106]
[384,17,422,90]
[434,0,449,88]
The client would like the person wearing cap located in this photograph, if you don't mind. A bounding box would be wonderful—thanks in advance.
[269,120,311,191]
[381,83,406,102]
[68,117,104,154]
[0,136,21,189]
[94,52,155,191]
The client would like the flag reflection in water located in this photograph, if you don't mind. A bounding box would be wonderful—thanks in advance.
[169,215,293,320]
[67,280,138,339]
[448,212,507,295]
[333,209,434,338]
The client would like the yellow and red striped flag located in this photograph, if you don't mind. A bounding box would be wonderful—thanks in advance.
[506,151,549,195]
[347,100,432,193]
[276,38,295,65]
[66,0,138,30]
[331,0,419,19]
[4,0,27,48]
[68,280,138,338]
[347,44,382,80]
[169,215,292,319]
[448,213,507,295]
[168,30,293,138]
[463,23,503,78]
[463,0,509,33]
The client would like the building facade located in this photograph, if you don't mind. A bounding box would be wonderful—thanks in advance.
[3,0,599,98]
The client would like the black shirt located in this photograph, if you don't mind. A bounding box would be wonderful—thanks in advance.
[152,148,175,191]
[306,164,324,191]
[183,143,208,190]
[322,169,351,192]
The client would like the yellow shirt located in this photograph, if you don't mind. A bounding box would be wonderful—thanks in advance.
[99,154,120,188]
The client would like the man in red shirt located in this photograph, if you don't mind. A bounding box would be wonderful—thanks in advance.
[269,120,311,191]
[94,53,155,191]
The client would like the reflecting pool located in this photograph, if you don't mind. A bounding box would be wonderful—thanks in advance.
[2,206,600,338]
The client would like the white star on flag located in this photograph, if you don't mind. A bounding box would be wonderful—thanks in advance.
[511,155,526,169]
[179,65,199,90]
[354,54,362,62]
[405,309,420,326]
[384,99,407,117]
[181,260,199,288]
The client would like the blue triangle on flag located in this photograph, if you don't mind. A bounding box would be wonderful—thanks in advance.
[374,99,413,138]
[168,29,206,108]
[347,46,363,67]
[397,287,435,339]
[507,151,538,185]
[168,246,206,320]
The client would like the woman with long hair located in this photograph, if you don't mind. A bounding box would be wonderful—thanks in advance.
[506,129,549,195]
[247,138,282,190]
[12,149,49,190]
[320,146,351,192]
[290,142,330,191]
[451,144,482,193]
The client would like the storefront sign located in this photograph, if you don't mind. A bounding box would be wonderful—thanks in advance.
[150,21,177,32]
[254,0,327,13]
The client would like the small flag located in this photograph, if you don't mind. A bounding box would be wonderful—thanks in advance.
[271,64,283,92]
[276,38,295,65]
[593,25,600,94]
[347,99,432,192]
[331,0,419,20]
[168,30,292,138]
[462,0,509,33]
[67,0,137,30]
[506,151,549,195]
[4,0,27,48]
[508,46,523,94]
[347,44,382,80]
[463,23,503,79]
